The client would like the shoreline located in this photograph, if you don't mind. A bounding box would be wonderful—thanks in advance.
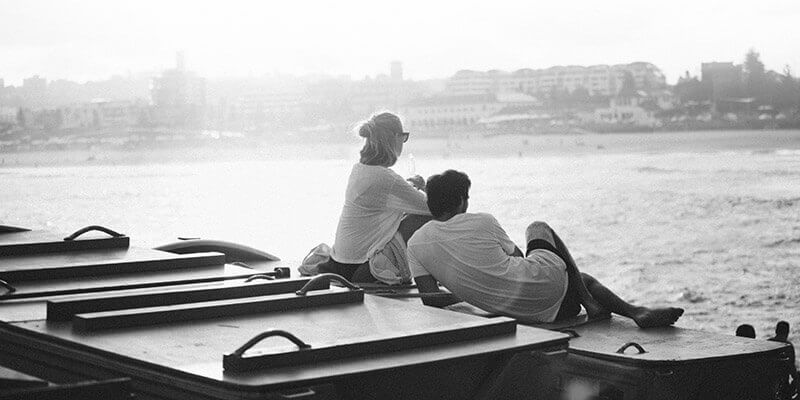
[1,129,799,168]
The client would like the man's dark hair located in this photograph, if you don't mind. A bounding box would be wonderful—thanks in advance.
[425,170,471,218]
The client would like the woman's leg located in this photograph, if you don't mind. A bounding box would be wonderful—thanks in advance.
[316,258,361,282]
[350,262,378,283]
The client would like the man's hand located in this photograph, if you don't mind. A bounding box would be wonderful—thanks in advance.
[415,275,460,308]
[407,175,426,191]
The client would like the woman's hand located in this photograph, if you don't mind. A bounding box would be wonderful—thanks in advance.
[407,175,426,191]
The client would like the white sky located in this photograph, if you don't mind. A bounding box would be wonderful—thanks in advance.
[1,0,799,86]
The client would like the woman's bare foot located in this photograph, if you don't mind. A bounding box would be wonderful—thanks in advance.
[632,306,684,328]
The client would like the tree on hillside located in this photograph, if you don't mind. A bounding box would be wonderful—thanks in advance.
[16,108,26,128]
[674,72,708,102]
[776,65,800,111]
[568,87,591,108]
[743,49,767,100]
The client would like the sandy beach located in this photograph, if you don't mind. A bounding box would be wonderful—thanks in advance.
[3,129,800,168]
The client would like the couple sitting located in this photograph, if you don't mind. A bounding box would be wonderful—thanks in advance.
[318,111,683,328]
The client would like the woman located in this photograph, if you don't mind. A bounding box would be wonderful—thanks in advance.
[318,111,431,284]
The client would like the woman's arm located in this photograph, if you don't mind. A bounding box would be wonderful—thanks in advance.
[386,171,432,215]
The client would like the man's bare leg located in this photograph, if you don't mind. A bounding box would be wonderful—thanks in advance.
[527,222,610,320]
[532,222,684,328]
[581,273,684,328]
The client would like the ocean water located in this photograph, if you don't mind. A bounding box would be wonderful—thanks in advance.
[1,131,799,347]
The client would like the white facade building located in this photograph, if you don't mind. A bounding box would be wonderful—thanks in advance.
[58,100,145,129]
[593,94,658,126]
[399,92,538,131]
[445,62,666,97]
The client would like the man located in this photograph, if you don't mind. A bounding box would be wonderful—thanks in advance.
[407,169,684,328]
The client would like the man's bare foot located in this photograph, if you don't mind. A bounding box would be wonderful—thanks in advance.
[582,298,611,321]
[632,307,684,328]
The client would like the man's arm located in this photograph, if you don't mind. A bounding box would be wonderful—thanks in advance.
[414,275,461,308]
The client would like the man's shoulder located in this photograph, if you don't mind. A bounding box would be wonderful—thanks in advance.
[407,223,434,247]
[460,212,500,225]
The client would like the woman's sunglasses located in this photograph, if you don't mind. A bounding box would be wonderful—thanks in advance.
[398,132,410,143]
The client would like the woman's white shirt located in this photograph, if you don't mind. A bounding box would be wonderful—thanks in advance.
[330,163,431,264]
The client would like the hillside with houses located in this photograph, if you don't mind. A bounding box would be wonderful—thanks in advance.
[2,50,799,151]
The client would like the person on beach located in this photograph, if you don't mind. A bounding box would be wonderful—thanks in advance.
[315,111,431,284]
[407,169,684,328]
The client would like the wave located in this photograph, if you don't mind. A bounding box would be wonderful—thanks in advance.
[724,196,800,209]
[765,237,800,248]
[762,169,800,177]
[635,166,680,174]
[716,148,800,156]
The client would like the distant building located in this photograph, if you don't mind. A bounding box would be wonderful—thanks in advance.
[151,53,207,127]
[21,99,148,131]
[400,92,539,132]
[649,88,678,111]
[477,105,557,133]
[349,74,423,117]
[445,62,667,97]
[304,62,424,119]
[92,100,147,127]
[59,105,95,129]
[22,75,48,109]
[230,83,306,130]
[0,106,17,126]
[592,91,658,126]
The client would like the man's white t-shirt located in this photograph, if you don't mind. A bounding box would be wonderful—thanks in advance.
[407,213,568,323]
[331,163,431,264]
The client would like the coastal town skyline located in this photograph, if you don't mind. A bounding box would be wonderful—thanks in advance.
[2,0,799,86]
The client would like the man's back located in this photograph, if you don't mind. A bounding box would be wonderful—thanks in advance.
[407,212,568,323]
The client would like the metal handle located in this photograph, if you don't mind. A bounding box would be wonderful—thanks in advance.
[232,261,253,268]
[278,388,317,399]
[243,267,291,282]
[63,225,125,241]
[232,330,311,357]
[0,279,16,296]
[245,274,274,282]
[295,273,359,296]
[369,291,454,299]
[616,342,647,354]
